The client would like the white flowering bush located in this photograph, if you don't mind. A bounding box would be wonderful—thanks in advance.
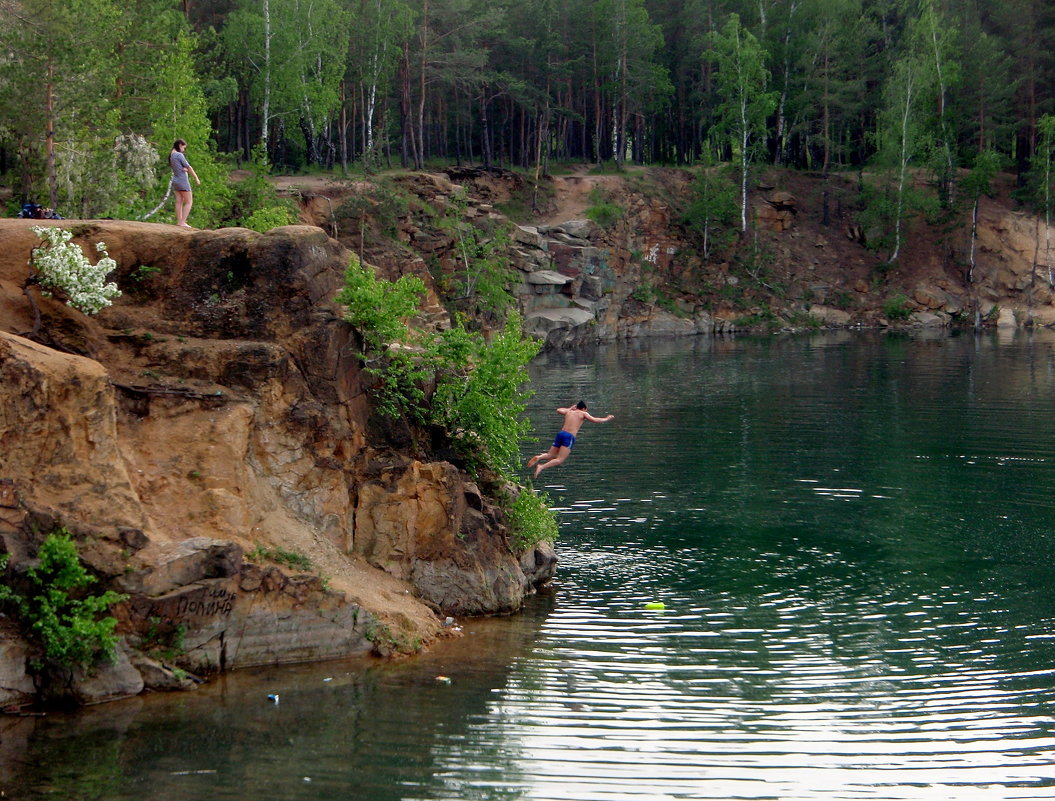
[29,226,121,315]
[112,133,159,188]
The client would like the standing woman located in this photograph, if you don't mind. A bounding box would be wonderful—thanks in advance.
[169,139,201,228]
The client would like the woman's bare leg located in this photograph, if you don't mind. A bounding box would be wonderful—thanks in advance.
[182,192,194,226]
[174,190,191,227]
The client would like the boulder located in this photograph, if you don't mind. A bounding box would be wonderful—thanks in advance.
[909,311,950,327]
[520,541,558,587]
[353,460,529,615]
[579,274,605,301]
[0,332,147,534]
[524,308,597,348]
[129,654,197,691]
[54,647,146,706]
[808,305,852,326]
[0,634,35,707]
[996,307,1022,327]
[545,220,598,240]
[914,285,964,313]
[512,225,545,249]
[618,311,697,339]
[526,270,574,287]
[1028,306,1055,326]
[119,538,243,596]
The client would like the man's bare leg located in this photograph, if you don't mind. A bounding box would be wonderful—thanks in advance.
[534,446,571,479]
[528,446,559,468]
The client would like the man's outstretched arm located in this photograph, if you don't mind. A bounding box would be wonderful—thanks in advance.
[585,413,614,423]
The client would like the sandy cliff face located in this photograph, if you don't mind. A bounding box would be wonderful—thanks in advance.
[0,220,555,707]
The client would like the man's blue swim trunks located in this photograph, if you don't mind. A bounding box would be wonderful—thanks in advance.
[552,430,576,449]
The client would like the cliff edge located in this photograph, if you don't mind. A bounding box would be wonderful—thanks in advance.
[0,220,555,707]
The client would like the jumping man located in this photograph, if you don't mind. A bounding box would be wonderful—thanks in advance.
[527,401,614,479]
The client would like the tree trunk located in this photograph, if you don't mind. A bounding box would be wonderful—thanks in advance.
[45,59,57,209]
[739,93,749,232]
[398,43,412,168]
[891,72,914,263]
[415,0,429,170]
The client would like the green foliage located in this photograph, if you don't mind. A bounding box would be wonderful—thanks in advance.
[884,294,914,321]
[222,0,349,167]
[363,615,422,654]
[709,13,777,231]
[630,282,658,304]
[247,545,313,572]
[337,259,540,479]
[0,530,127,669]
[222,149,297,229]
[733,307,779,328]
[142,616,188,662]
[785,310,824,329]
[856,178,925,257]
[334,180,411,243]
[830,290,855,310]
[431,314,541,476]
[0,0,1051,200]
[437,190,516,324]
[131,264,162,282]
[243,205,298,232]
[337,257,430,420]
[339,257,426,351]
[146,32,232,227]
[507,489,558,550]
[585,187,624,229]
[682,164,739,260]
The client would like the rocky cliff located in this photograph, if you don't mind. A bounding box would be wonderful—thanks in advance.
[0,220,555,707]
[288,166,1055,348]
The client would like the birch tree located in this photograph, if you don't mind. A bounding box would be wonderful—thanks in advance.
[223,0,347,162]
[347,0,413,164]
[913,0,960,207]
[1031,115,1055,291]
[709,13,775,233]
[874,50,926,263]
[960,148,999,286]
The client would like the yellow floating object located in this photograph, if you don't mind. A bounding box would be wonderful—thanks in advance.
[644,602,666,610]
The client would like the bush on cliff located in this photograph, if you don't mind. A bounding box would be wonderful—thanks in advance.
[338,257,431,420]
[431,313,540,475]
[0,530,127,670]
[337,257,541,480]
[507,488,558,549]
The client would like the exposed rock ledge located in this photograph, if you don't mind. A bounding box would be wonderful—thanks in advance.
[0,219,555,707]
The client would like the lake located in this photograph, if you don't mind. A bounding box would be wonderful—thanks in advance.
[5,330,1055,800]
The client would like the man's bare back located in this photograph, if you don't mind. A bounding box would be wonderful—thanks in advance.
[527,400,614,479]
[556,406,609,436]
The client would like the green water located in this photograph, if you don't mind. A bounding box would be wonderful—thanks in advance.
[5,331,1055,800]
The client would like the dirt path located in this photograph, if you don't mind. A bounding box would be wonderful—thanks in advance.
[266,164,625,228]
[534,166,625,226]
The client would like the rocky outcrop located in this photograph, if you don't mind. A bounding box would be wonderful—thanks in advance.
[0,219,555,706]
[374,167,1055,340]
[0,634,35,708]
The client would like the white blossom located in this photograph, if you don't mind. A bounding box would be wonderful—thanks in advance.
[29,226,121,315]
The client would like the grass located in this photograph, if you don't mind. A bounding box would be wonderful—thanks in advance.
[247,545,313,572]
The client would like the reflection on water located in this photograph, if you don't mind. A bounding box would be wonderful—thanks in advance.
[7,331,1055,800]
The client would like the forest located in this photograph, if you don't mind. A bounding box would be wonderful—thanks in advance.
[1,0,1054,229]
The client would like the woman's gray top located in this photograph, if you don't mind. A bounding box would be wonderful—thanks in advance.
[169,150,192,191]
